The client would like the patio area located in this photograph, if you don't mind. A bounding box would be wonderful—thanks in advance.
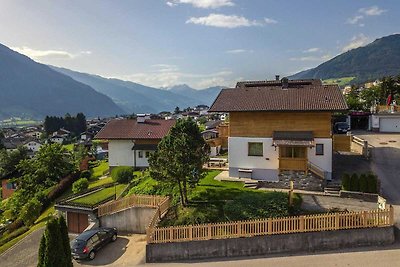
[258,171,325,192]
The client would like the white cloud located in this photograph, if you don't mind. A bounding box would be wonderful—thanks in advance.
[186,13,261,28]
[225,49,253,54]
[290,54,332,62]
[359,6,387,16]
[117,66,233,89]
[303,47,320,53]
[347,15,363,25]
[167,0,234,9]
[341,34,370,52]
[264,17,278,24]
[166,1,177,7]
[347,6,386,26]
[10,46,91,61]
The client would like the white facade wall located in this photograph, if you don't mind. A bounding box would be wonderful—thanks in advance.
[229,137,279,171]
[108,140,134,167]
[307,138,332,173]
[24,142,42,152]
[135,150,151,167]
[229,137,332,180]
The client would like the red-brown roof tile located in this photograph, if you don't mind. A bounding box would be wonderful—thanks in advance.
[94,119,175,140]
[209,82,348,112]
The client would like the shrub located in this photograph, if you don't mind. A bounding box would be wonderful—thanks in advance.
[341,173,351,191]
[80,170,91,179]
[111,166,133,184]
[19,198,42,226]
[350,173,359,191]
[72,178,89,194]
[367,174,378,193]
[359,174,368,193]
[47,172,80,201]
[6,218,23,232]
[58,216,72,267]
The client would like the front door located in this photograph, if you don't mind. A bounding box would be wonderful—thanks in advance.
[278,146,307,172]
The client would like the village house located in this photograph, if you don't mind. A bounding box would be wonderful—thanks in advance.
[95,115,175,170]
[209,78,348,181]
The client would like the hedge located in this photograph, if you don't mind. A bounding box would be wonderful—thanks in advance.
[350,173,359,191]
[341,173,351,191]
[111,166,134,184]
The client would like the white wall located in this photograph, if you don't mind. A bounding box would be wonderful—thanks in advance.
[229,137,279,170]
[135,150,150,167]
[229,137,332,173]
[307,138,332,172]
[108,140,134,167]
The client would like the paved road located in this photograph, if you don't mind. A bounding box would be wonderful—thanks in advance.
[356,133,400,204]
[0,227,44,267]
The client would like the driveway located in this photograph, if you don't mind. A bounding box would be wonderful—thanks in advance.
[355,133,400,204]
[74,234,147,266]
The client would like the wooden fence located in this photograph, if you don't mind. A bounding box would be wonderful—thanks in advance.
[333,134,351,152]
[146,206,394,244]
[98,194,169,217]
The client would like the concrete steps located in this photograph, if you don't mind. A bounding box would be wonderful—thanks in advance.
[324,183,341,196]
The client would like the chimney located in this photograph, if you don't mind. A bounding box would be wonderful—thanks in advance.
[137,114,145,123]
[281,77,289,89]
[275,75,280,81]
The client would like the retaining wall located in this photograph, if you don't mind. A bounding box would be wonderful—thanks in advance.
[100,206,156,233]
[146,226,394,262]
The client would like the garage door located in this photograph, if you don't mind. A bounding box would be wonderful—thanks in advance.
[67,212,88,233]
[380,117,400,132]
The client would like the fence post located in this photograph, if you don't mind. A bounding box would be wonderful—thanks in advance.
[390,205,394,226]
[169,227,173,242]
[208,224,212,240]
[300,216,305,232]
[189,225,193,241]
[363,211,368,227]
[268,218,272,235]
[335,213,339,230]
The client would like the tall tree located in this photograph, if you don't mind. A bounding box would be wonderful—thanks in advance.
[148,119,209,206]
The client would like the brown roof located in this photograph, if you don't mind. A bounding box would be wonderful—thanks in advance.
[236,79,322,88]
[95,119,175,140]
[209,82,348,112]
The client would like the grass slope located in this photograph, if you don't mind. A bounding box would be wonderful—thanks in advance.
[323,76,355,86]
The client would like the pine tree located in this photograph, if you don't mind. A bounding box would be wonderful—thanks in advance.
[58,216,73,267]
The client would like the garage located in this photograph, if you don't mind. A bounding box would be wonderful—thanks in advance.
[67,212,89,233]
[380,116,400,132]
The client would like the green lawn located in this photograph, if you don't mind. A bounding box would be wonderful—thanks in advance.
[71,184,126,206]
[91,160,109,179]
[88,176,114,189]
[323,76,355,86]
[143,170,302,227]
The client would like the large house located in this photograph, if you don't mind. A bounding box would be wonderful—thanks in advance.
[95,115,175,170]
[209,78,348,181]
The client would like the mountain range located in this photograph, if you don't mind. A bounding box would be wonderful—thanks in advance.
[2,34,400,120]
[290,34,400,84]
[51,67,224,115]
[0,43,124,120]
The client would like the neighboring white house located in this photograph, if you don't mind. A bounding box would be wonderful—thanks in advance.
[95,115,175,170]
[49,135,65,144]
[209,78,348,181]
[23,140,42,153]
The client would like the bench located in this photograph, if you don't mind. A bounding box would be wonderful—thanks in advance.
[238,169,253,179]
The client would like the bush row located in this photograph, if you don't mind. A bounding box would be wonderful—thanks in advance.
[341,173,378,193]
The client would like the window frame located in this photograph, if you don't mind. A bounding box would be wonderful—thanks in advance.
[138,151,143,158]
[248,142,263,157]
[315,144,324,156]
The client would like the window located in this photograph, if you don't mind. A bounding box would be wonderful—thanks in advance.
[316,144,324,155]
[280,147,306,158]
[138,151,143,158]
[145,151,151,158]
[248,142,263,156]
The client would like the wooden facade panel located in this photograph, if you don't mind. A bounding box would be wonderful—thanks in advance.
[333,135,351,152]
[229,112,332,138]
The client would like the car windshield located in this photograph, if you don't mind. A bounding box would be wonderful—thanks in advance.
[336,123,348,128]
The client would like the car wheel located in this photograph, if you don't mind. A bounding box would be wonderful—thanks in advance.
[89,251,96,260]
[111,234,117,242]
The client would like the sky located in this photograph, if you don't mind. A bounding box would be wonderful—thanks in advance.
[0,0,399,89]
